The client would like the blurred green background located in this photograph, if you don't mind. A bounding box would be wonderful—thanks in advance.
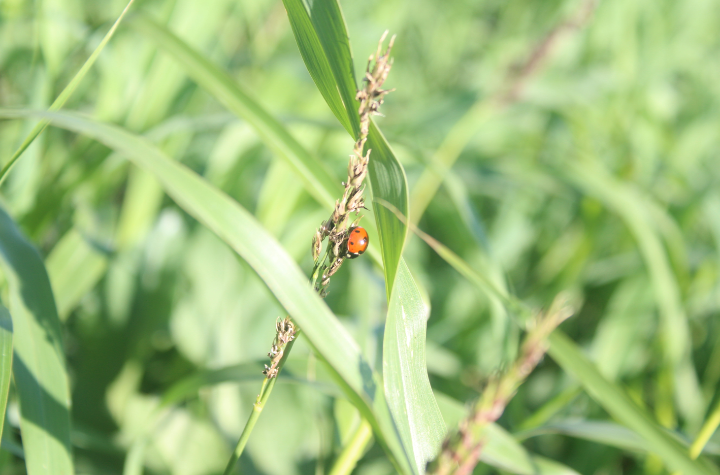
[1,0,720,473]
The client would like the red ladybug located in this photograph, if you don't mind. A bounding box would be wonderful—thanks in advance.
[346,226,369,259]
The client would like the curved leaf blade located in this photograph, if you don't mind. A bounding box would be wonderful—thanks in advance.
[282,0,356,136]
[0,206,73,475]
[384,261,445,473]
[0,0,135,184]
[0,304,12,443]
[0,108,407,473]
[282,0,360,138]
[366,122,410,295]
[131,14,339,210]
[548,331,718,475]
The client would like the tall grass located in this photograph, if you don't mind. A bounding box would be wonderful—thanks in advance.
[0,0,719,474]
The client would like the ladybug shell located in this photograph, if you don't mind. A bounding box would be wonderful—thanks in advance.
[347,227,369,258]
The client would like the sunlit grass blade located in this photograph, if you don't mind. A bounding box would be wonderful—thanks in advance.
[0,206,73,475]
[0,304,12,443]
[281,5,434,471]
[374,198,528,318]
[366,121,409,296]
[281,0,408,294]
[329,419,373,475]
[383,261,446,473]
[281,0,358,136]
[516,420,720,457]
[0,0,135,184]
[0,108,408,473]
[45,228,108,322]
[131,14,338,210]
[548,331,718,475]
[691,399,720,459]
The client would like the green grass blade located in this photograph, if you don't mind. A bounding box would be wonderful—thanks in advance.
[0,108,408,473]
[46,228,108,322]
[281,0,408,295]
[516,420,720,457]
[0,304,12,443]
[0,206,73,475]
[547,331,718,475]
[366,121,409,296]
[281,0,357,136]
[563,157,702,426]
[0,0,135,184]
[131,15,339,210]
[383,261,446,473]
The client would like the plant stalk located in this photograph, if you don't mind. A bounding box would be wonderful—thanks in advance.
[223,338,297,475]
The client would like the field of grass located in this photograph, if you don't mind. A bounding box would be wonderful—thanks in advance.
[1,0,720,474]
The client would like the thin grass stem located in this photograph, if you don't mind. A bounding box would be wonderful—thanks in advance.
[328,419,373,475]
[0,0,135,184]
[689,398,720,459]
[223,339,297,475]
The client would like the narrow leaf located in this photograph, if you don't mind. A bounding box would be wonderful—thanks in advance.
[548,331,718,475]
[0,206,73,475]
[0,304,12,443]
[383,261,446,473]
[131,15,339,210]
[46,228,108,321]
[0,0,135,183]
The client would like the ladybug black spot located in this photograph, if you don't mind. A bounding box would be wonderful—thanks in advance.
[350,241,355,245]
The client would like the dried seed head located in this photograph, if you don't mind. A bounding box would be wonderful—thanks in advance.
[310,32,394,297]
[312,229,322,261]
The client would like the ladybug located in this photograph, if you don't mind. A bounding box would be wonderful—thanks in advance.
[346,226,369,259]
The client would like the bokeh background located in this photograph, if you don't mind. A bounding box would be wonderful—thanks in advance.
[1,0,719,473]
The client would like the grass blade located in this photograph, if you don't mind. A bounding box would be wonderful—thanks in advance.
[563,157,702,427]
[0,0,135,184]
[131,15,339,210]
[281,0,357,136]
[383,261,446,473]
[45,228,108,322]
[517,420,720,457]
[0,304,12,443]
[548,331,718,475]
[0,206,73,475]
[0,108,407,472]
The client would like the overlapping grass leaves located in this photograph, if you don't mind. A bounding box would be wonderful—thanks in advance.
[548,332,718,475]
[0,0,135,184]
[0,108,407,473]
[0,206,73,475]
[0,303,12,443]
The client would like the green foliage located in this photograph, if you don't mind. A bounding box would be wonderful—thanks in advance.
[0,207,73,474]
[0,0,719,474]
